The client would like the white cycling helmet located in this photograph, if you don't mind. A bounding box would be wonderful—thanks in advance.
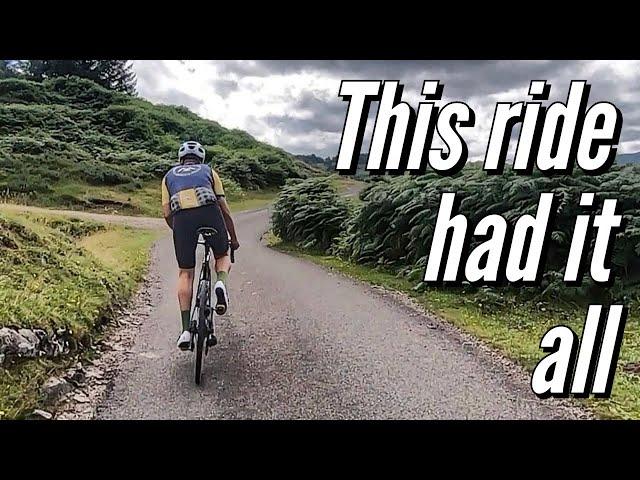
[178,141,206,163]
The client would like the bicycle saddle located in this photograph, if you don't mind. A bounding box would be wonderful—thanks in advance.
[197,227,218,238]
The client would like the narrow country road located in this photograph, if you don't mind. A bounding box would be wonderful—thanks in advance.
[79,207,580,420]
[3,203,582,418]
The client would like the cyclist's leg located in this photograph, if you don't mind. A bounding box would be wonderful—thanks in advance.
[177,268,195,327]
[213,249,230,315]
[202,204,230,313]
[214,250,231,279]
[172,209,199,347]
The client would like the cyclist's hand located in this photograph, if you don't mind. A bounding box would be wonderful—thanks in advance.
[230,239,240,251]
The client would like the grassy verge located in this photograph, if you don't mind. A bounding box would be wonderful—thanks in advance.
[2,180,162,217]
[0,210,160,419]
[0,358,64,420]
[227,189,279,213]
[329,175,366,200]
[2,180,280,218]
[267,233,640,420]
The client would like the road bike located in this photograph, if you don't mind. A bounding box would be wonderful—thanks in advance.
[190,227,235,385]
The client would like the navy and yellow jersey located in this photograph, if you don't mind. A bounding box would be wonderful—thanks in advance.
[161,163,225,214]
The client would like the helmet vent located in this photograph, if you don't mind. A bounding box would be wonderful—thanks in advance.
[178,141,206,162]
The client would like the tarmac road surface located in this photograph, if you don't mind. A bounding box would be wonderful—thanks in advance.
[90,208,582,419]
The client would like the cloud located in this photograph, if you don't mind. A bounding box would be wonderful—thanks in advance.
[211,78,239,97]
[132,60,640,158]
[160,89,204,111]
[133,60,178,93]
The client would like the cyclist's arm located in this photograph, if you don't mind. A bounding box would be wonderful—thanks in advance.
[161,177,173,229]
[218,197,238,247]
[162,204,173,229]
[212,171,239,249]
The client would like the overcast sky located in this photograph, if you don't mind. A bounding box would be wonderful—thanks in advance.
[133,60,640,160]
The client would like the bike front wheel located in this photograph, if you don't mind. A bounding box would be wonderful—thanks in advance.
[194,280,209,385]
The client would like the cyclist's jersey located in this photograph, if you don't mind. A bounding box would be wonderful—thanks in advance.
[161,163,225,215]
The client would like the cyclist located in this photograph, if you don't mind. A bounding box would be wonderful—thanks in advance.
[161,141,240,350]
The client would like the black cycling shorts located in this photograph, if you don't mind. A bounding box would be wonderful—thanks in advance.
[171,203,229,269]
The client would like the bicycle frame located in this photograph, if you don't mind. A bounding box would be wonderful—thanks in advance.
[192,237,214,339]
[191,228,234,384]
[198,239,213,290]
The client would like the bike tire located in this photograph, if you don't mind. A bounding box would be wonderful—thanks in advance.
[194,333,204,385]
[194,281,209,385]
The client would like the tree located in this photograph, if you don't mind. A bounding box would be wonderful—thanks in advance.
[25,60,137,94]
[94,61,137,94]
[0,60,28,78]
[27,60,94,81]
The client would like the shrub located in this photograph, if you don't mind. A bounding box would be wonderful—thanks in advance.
[272,177,352,251]
[2,136,46,155]
[96,105,160,142]
[0,78,50,104]
[0,171,52,194]
[44,76,124,109]
[219,176,245,201]
[32,216,106,238]
[0,76,306,199]
[75,159,132,185]
[335,165,640,306]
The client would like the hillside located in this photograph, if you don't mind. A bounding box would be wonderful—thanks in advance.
[0,76,313,215]
[300,151,640,173]
[617,152,640,165]
[296,153,335,170]
[296,153,370,180]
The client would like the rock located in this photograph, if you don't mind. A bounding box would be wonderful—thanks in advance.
[623,361,640,374]
[462,341,474,352]
[0,328,25,355]
[139,351,159,359]
[31,409,53,420]
[0,328,39,357]
[84,366,104,380]
[0,327,70,360]
[0,353,4,365]
[41,377,74,404]
[17,341,37,357]
[73,392,90,403]
[40,333,68,357]
[18,329,41,349]
[64,365,86,386]
[33,329,47,341]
